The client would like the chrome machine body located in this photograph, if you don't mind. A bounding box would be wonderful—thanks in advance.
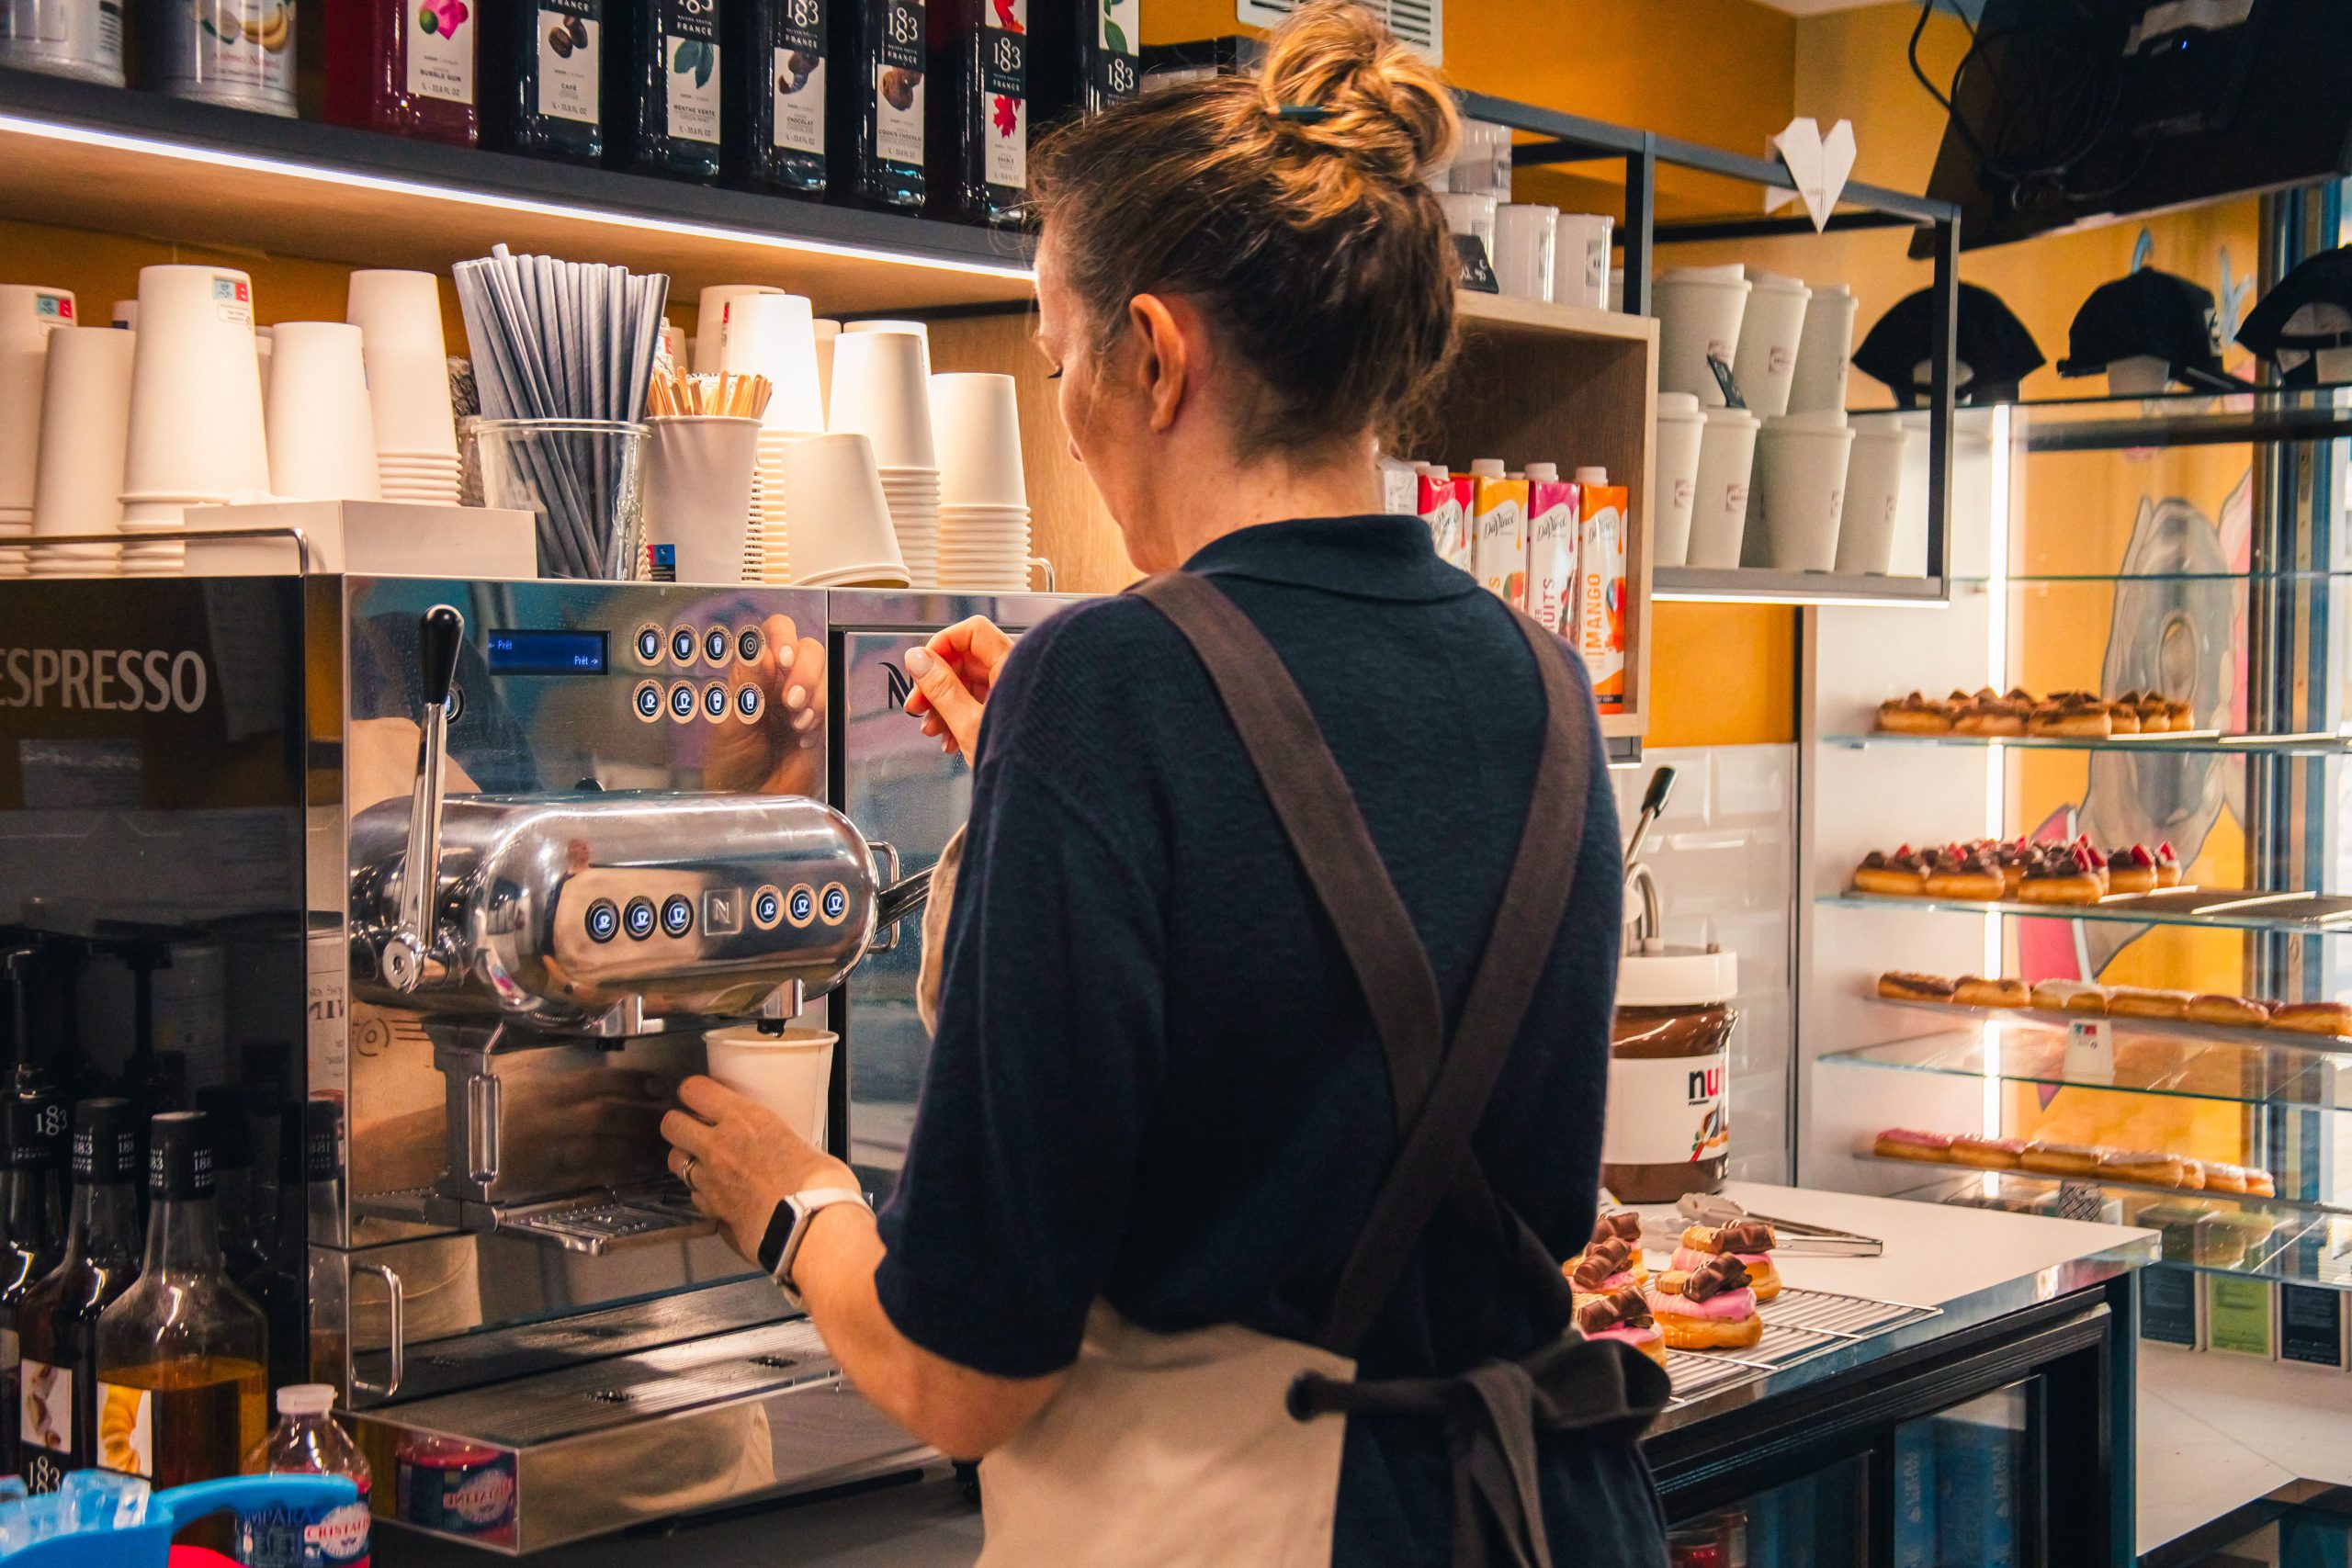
[0,570,1070,1552]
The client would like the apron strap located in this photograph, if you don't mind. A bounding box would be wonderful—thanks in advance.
[1129,572,1589,1353]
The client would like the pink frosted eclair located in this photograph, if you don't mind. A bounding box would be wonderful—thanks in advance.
[1649,1257,1762,1350]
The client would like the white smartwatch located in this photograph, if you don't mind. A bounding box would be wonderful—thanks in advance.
[758,1187,871,1310]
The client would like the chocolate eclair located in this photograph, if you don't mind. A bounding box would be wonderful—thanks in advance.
[1590,1209,1642,1247]
[1569,1235,1637,1292]
[1577,1286,1656,1335]
[1679,1255,1751,1302]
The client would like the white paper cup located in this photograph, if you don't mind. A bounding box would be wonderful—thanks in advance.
[362,350,458,459]
[643,415,762,585]
[780,432,906,585]
[829,331,936,469]
[1552,215,1612,310]
[266,322,382,502]
[1786,282,1859,415]
[31,325,135,552]
[121,265,268,503]
[1731,270,1812,420]
[345,270,447,355]
[1747,411,1854,571]
[1654,265,1752,406]
[846,319,933,375]
[1651,392,1707,568]
[2108,355,2171,396]
[705,1026,835,1147]
[1687,406,1761,569]
[813,320,840,419]
[928,373,1026,507]
[1834,416,1913,575]
[0,286,76,513]
[717,293,826,434]
[1493,205,1557,303]
[694,287,785,374]
[1435,192,1498,258]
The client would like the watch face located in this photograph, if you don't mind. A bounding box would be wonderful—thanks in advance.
[759,1196,802,1278]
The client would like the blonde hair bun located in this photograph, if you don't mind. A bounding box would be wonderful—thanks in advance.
[1258,1,1460,186]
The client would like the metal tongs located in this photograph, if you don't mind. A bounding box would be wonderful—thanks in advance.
[1678,1191,1883,1257]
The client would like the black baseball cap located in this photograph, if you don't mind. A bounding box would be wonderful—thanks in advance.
[1853,283,2047,407]
[2236,246,2352,386]
[2056,267,2250,390]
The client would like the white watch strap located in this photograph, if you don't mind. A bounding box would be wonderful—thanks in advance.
[795,1186,870,1215]
[775,1186,873,1299]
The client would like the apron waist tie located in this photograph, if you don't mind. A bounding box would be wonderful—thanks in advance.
[1286,1336,1671,1568]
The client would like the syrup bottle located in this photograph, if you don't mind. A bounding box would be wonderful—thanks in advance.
[0,1078,69,1480]
[925,0,1025,225]
[324,0,481,146]
[725,0,829,195]
[483,0,605,163]
[15,1098,141,1493]
[829,0,926,209]
[609,0,726,183]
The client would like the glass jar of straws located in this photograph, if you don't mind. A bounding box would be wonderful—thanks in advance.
[472,419,650,579]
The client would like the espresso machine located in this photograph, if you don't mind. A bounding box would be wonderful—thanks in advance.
[0,568,1069,1552]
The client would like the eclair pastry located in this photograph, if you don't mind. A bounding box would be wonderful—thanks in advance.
[1577,1287,1668,1370]
[1671,1221,1781,1303]
[1873,1128,1958,1163]
[1649,1257,1763,1351]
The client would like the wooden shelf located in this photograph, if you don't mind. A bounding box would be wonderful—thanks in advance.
[0,64,1032,315]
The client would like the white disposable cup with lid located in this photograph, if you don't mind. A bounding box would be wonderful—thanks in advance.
[1653,265,1752,406]
[1651,392,1708,567]
[1435,192,1498,258]
[929,372,1026,507]
[1834,415,1913,575]
[120,265,268,505]
[1747,411,1854,571]
[31,325,135,555]
[1492,205,1557,303]
[705,1026,836,1147]
[1786,282,1859,415]
[1552,215,1613,310]
[265,322,381,502]
[693,286,785,374]
[718,293,827,435]
[642,415,762,585]
[780,432,908,585]
[829,331,937,469]
[1731,270,1813,419]
[1686,406,1761,569]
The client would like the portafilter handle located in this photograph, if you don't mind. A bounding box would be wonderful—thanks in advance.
[383,604,466,994]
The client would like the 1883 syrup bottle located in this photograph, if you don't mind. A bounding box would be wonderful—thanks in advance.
[17,1099,141,1493]
[727,0,828,195]
[483,0,605,163]
[926,0,1024,224]
[830,0,925,208]
[0,1078,68,1479]
[609,0,725,182]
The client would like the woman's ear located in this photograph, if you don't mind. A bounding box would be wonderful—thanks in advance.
[1126,292,1196,434]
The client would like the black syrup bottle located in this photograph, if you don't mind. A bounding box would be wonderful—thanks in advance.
[609,0,726,182]
[829,0,925,208]
[925,0,1026,225]
[0,1077,68,1479]
[726,0,829,194]
[483,0,607,163]
[16,1098,141,1491]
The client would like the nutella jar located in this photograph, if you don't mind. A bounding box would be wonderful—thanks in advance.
[1603,945,1737,1203]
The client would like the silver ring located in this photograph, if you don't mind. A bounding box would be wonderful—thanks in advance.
[681,1154,700,1190]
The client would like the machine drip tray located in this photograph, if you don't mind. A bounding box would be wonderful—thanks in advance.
[424,1183,716,1254]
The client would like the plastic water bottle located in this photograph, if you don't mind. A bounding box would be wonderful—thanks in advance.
[234,1385,371,1568]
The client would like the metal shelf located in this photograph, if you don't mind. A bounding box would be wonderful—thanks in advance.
[1821,729,2352,756]
[2007,383,2352,454]
[1652,567,1949,606]
[1821,1025,2352,1111]
[1820,887,2352,933]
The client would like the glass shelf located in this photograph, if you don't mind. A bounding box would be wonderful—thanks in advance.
[1866,995,2348,1054]
[1890,1169,2352,1292]
[1947,570,2352,584]
[1821,729,2352,756]
[1819,888,2352,933]
[1821,1025,2352,1111]
[2006,382,2352,454]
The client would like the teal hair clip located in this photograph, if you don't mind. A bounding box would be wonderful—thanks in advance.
[1275,104,1333,123]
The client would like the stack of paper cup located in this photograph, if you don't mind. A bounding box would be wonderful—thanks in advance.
[1747,410,1854,572]
[1835,415,1914,575]
[1687,405,1761,569]
[254,323,275,401]
[0,285,76,577]
[694,286,783,374]
[266,323,381,502]
[1650,392,1707,568]
[30,325,135,575]
[778,433,908,588]
[110,300,137,330]
[643,415,762,584]
[716,293,827,585]
[847,320,932,367]
[345,270,459,504]
[1654,264,1752,405]
[830,330,938,586]
[1731,270,1812,419]
[932,372,1033,591]
[813,320,841,420]
[1787,281,1860,415]
[119,265,268,574]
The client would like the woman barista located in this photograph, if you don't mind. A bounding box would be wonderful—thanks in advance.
[660,6,1669,1561]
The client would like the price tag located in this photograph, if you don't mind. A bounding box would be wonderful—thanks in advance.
[2064,1018,2115,1083]
[1453,233,1498,294]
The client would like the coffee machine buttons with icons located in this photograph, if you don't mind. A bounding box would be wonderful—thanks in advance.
[820,883,850,924]
[632,680,664,721]
[585,899,622,943]
[750,886,785,930]
[667,682,699,723]
[623,897,660,940]
[670,626,700,665]
[633,624,665,666]
[702,626,734,667]
[786,885,817,929]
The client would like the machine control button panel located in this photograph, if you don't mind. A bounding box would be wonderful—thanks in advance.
[667,682,698,723]
[786,886,816,929]
[703,626,734,667]
[661,896,695,938]
[736,683,763,721]
[669,626,699,665]
[634,624,664,666]
[633,681,663,721]
[820,882,849,925]
[623,897,659,941]
[703,887,744,937]
[703,682,730,720]
[584,899,621,943]
[751,886,785,930]
[737,626,764,664]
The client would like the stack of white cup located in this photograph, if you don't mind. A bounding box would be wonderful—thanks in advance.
[1747,410,1855,572]
[931,373,1034,591]
[777,433,908,588]
[345,270,460,505]
[1731,270,1814,419]
[266,323,381,502]
[0,285,76,577]
[694,286,784,374]
[643,415,763,584]
[119,265,269,574]
[829,328,937,586]
[813,320,842,418]
[1654,264,1753,406]
[715,292,826,584]
[30,325,136,576]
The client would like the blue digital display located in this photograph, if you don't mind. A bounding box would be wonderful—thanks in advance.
[487,629,608,675]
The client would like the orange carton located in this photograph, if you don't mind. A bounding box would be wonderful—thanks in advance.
[1575,466,1628,710]
[1468,460,1529,609]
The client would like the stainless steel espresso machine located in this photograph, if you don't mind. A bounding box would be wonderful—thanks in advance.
[0,569,1069,1553]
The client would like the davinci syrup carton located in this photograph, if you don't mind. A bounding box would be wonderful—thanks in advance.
[1417,465,1472,572]
[1575,466,1628,711]
[1468,458,1528,609]
[1524,463,1578,635]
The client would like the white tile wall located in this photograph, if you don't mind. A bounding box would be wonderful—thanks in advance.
[1612,744,1799,1184]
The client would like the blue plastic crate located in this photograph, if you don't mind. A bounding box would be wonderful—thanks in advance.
[6,1475,356,1567]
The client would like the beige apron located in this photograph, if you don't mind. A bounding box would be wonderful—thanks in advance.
[914,573,1668,1567]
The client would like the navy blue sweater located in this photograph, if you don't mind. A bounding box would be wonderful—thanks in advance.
[873,515,1664,1563]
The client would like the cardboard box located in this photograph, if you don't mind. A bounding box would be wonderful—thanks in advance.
[182,501,538,579]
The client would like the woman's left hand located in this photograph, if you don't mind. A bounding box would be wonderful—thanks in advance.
[662,1077,860,1260]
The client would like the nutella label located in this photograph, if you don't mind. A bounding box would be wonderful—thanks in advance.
[1602,1048,1727,1167]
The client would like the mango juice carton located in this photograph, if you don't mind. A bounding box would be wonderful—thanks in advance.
[1417,465,1474,572]
[1575,466,1628,711]
[1468,458,1529,609]
[1524,462,1579,635]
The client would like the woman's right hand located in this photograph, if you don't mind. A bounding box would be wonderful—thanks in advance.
[903,616,1013,761]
